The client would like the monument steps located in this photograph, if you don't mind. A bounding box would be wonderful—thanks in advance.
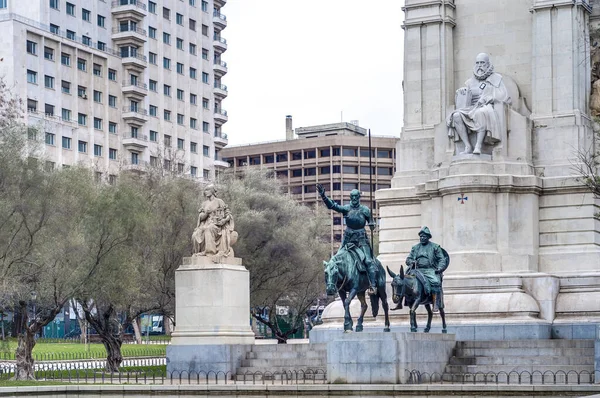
[235,343,327,379]
[445,339,595,378]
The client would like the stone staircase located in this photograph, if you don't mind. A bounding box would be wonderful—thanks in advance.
[235,343,327,381]
[444,339,595,383]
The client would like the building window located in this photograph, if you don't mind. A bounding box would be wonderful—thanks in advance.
[66,30,75,40]
[189,0,195,6]
[202,24,208,36]
[201,145,209,156]
[333,165,341,173]
[176,63,184,74]
[201,0,208,11]
[109,122,117,134]
[149,26,156,39]
[82,8,90,22]
[177,114,184,125]
[93,90,102,103]
[177,89,184,100]
[343,182,358,191]
[92,64,101,77]
[108,69,116,81]
[61,80,70,94]
[78,140,87,153]
[97,15,105,27]
[291,151,302,161]
[149,80,157,91]
[77,58,86,71]
[304,150,316,159]
[320,148,330,157]
[44,47,54,61]
[189,43,197,55]
[189,18,196,31]
[360,166,374,175]
[343,165,358,174]
[164,110,171,121]
[62,136,71,149]
[163,84,171,96]
[163,57,171,69]
[44,75,54,89]
[342,147,357,157]
[149,52,157,64]
[203,169,210,179]
[26,70,37,84]
[177,138,184,149]
[202,98,209,109]
[320,166,330,175]
[190,142,197,153]
[202,48,209,60]
[291,169,302,177]
[377,149,393,158]
[162,6,170,19]
[191,166,197,177]
[189,67,197,79]
[49,0,59,10]
[108,95,117,108]
[377,167,393,176]
[176,38,183,50]
[61,53,71,66]
[130,126,138,138]
[150,156,158,167]
[332,147,341,156]
[61,108,71,121]
[45,132,55,145]
[109,148,117,160]
[26,99,37,112]
[190,93,197,105]
[94,144,102,157]
[202,72,209,84]
[276,153,287,162]
[148,0,156,13]
[202,122,209,132]
[190,118,197,129]
[304,167,316,176]
[82,35,91,46]
[164,135,171,147]
[97,41,106,51]
[77,86,87,98]
[66,2,74,15]
[44,104,55,116]
[26,40,37,55]
[163,32,170,45]
[150,130,158,142]
[93,118,102,130]
[149,105,157,116]
[176,13,183,25]
[77,113,87,126]
[131,152,139,165]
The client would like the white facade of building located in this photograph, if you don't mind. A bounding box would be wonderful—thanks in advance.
[0,0,229,180]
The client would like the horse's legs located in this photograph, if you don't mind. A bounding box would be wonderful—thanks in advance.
[439,308,447,333]
[343,289,358,332]
[424,304,433,333]
[380,290,391,332]
[355,293,368,332]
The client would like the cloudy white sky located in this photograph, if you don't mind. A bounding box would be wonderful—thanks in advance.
[221,0,405,146]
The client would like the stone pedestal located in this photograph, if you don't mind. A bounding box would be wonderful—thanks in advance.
[167,256,254,375]
[327,332,455,384]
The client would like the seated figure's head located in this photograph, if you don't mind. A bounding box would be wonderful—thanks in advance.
[350,189,361,206]
[473,53,494,81]
[204,184,217,198]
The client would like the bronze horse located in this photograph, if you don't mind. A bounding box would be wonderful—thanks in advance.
[387,265,447,333]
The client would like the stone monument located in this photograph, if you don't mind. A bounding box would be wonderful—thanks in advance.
[365,0,599,340]
[167,185,254,374]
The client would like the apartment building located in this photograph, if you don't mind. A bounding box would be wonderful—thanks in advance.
[0,0,229,180]
[220,118,398,251]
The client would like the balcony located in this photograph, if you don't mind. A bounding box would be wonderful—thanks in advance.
[122,132,148,149]
[112,26,147,45]
[214,0,227,7]
[214,109,228,124]
[214,159,229,169]
[122,160,149,173]
[213,11,227,29]
[121,80,148,98]
[111,0,146,19]
[121,50,147,71]
[214,132,228,148]
[122,106,148,125]
[213,61,228,76]
[213,36,227,52]
[213,83,228,99]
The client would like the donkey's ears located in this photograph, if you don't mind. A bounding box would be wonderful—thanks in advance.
[386,266,396,279]
[400,265,404,279]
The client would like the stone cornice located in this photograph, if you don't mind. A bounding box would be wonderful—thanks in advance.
[402,0,456,29]
[531,0,591,13]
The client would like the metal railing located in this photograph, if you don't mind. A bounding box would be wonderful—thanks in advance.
[121,50,147,62]
[0,13,121,58]
[112,26,147,36]
[122,106,148,115]
[213,36,227,45]
[122,80,148,90]
[213,11,227,21]
[214,109,228,116]
[214,60,228,68]
[0,348,165,361]
[111,0,147,11]
[403,369,597,385]
[214,83,228,91]
[123,132,148,141]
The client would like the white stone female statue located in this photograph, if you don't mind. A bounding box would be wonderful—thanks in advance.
[191,184,237,258]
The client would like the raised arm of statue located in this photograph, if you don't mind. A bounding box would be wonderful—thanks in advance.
[316,184,348,215]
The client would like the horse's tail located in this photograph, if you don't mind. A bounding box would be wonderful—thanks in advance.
[370,293,379,317]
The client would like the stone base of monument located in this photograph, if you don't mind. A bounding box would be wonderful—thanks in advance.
[327,332,455,384]
[167,256,255,375]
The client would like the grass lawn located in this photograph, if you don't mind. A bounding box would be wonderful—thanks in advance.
[0,339,166,360]
[0,366,167,385]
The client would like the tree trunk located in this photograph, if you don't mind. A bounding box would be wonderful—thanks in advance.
[132,318,142,344]
[14,329,35,380]
[100,333,123,372]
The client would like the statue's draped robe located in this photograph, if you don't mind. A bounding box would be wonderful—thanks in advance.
[192,198,235,257]
[447,72,510,142]
[405,242,446,294]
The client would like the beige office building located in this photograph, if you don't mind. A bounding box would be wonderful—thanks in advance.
[220,118,398,251]
[0,0,229,181]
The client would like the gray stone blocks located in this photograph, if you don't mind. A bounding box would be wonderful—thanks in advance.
[166,344,251,376]
[327,332,455,384]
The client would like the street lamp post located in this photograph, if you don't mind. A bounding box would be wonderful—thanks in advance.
[30,291,37,337]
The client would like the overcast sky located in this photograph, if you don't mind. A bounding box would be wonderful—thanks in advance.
[221,0,405,146]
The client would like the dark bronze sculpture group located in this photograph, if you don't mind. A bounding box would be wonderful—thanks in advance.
[318,184,449,334]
